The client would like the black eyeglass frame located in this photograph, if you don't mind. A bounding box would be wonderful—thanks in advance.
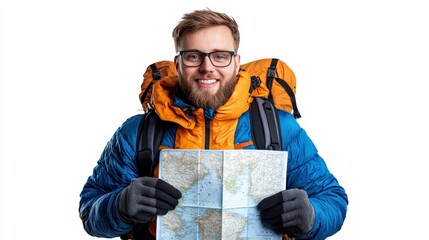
[176,50,237,68]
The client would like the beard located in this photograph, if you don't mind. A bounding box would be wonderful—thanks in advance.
[179,73,238,109]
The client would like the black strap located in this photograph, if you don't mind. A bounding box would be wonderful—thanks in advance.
[250,97,282,151]
[136,109,166,177]
[267,58,301,119]
[266,58,278,103]
[150,63,162,80]
[249,76,261,94]
[140,63,162,104]
[275,77,301,119]
[120,110,166,240]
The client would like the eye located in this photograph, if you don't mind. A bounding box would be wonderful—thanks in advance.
[212,52,228,61]
[185,52,202,62]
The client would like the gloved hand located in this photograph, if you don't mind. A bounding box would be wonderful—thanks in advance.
[257,188,315,238]
[118,176,182,223]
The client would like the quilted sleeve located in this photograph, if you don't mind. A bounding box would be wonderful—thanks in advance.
[78,114,143,237]
[279,111,348,240]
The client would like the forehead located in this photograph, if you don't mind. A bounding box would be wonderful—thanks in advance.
[179,25,235,52]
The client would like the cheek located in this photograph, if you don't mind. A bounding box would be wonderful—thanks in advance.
[179,67,195,79]
[178,68,197,90]
[220,68,237,81]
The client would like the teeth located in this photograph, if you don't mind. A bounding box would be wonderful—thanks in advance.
[198,79,216,84]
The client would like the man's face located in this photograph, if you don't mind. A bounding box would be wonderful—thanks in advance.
[175,25,241,109]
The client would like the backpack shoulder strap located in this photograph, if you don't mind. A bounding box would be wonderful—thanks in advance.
[250,97,282,151]
[122,111,162,240]
[135,109,166,177]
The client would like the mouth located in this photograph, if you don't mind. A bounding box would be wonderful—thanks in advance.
[197,79,217,84]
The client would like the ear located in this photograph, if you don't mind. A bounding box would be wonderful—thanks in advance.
[234,54,241,73]
[174,56,179,69]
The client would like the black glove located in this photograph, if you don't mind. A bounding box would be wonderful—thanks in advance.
[257,188,315,238]
[118,176,182,223]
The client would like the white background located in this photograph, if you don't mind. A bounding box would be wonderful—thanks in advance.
[2,0,429,239]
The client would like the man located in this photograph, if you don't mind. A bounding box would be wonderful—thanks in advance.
[79,9,348,240]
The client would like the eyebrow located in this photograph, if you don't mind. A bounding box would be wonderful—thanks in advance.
[181,49,231,52]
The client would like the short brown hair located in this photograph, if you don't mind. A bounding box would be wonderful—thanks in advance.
[172,9,240,52]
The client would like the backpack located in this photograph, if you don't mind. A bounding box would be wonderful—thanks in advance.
[120,58,301,240]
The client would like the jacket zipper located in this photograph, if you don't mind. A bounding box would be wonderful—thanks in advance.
[204,117,210,149]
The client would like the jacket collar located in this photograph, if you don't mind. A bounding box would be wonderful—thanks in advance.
[151,71,253,128]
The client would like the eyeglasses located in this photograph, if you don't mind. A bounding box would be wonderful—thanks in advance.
[176,50,237,67]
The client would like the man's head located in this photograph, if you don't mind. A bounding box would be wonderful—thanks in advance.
[172,9,241,109]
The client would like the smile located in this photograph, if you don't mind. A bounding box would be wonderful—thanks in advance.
[197,79,217,84]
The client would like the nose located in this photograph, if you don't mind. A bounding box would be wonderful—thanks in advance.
[199,55,214,71]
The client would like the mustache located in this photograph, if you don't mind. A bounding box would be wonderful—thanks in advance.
[192,73,219,79]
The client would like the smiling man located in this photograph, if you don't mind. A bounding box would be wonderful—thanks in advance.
[79,9,348,240]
